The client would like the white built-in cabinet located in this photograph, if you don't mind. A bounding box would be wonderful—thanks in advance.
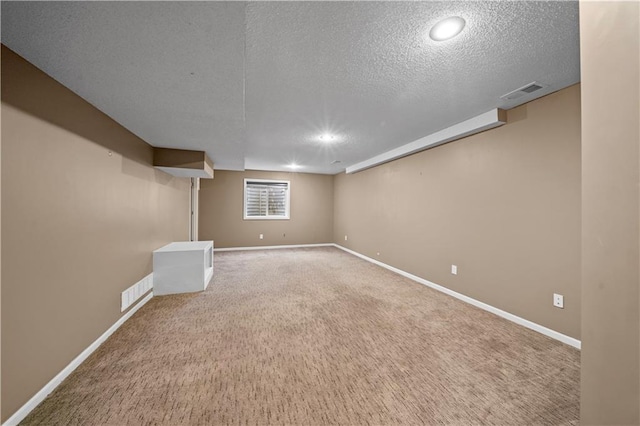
[153,241,213,296]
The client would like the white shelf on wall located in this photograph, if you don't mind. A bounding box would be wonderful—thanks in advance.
[153,241,214,296]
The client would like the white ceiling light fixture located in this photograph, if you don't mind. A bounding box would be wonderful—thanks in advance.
[318,133,338,143]
[285,163,302,170]
[429,16,466,41]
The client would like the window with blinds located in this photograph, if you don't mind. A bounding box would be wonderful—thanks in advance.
[243,179,291,220]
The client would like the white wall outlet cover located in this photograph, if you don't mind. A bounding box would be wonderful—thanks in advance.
[259,234,263,239]
[553,293,564,308]
[451,265,458,275]
[344,235,348,241]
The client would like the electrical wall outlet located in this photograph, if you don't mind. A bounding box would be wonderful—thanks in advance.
[344,235,348,241]
[259,234,263,239]
[553,293,564,309]
[451,265,458,275]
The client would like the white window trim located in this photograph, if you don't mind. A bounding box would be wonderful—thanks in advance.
[243,178,291,220]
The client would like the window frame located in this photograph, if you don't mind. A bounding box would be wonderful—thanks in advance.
[243,178,291,220]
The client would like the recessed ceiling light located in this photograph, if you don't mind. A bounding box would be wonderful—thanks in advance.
[429,16,466,41]
[286,163,302,170]
[319,133,337,142]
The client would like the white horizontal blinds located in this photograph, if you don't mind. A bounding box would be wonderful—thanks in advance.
[246,181,288,217]
[266,184,287,215]
[245,184,267,217]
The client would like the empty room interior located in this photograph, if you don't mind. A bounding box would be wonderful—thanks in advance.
[1,1,639,425]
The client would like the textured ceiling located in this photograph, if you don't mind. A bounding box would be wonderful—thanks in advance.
[1,1,580,175]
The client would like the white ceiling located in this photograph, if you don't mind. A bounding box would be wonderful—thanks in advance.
[1,1,580,175]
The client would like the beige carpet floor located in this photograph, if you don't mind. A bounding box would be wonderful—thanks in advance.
[22,247,580,425]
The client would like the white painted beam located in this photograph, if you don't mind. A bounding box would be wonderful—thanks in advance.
[346,108,507,174]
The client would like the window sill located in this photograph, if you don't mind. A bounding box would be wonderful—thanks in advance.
[243,216,290,221]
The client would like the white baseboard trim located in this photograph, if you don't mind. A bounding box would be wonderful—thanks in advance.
[333,244,581,350]
[3,291,154,426]
[215,243,334,252]
[4,243,579,425]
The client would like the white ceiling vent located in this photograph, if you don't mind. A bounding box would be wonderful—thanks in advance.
[500,82,546,101]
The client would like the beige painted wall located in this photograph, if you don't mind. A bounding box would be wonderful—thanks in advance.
[199,170,333,248]
[7,9,638,420]
[1,46,190,421]
[0,46,3,422]
[580,2,640,424]
[334,85,581,339]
